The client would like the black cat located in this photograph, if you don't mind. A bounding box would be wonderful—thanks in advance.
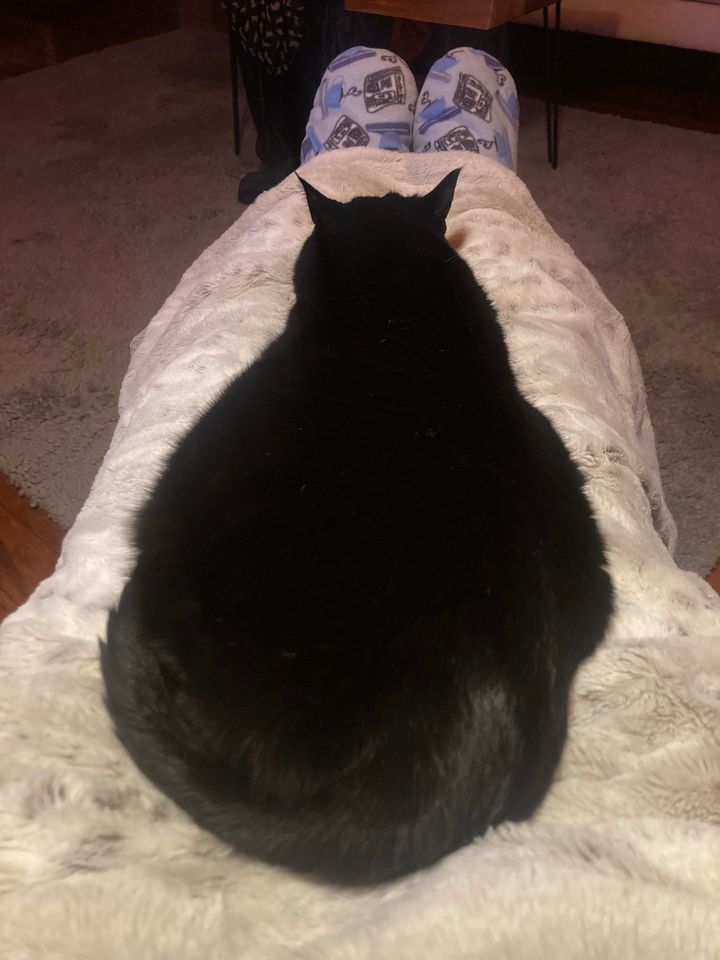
[101,170,613,884]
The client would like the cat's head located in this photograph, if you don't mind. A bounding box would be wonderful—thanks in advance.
[296,169,461,260]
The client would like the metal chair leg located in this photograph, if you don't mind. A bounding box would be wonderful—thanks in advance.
[229,30,241,156]
[498,22,510,65]
[543,1,561,168]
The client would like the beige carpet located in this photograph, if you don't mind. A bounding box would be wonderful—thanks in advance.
[0,28,718,574]
[0,29,254,532]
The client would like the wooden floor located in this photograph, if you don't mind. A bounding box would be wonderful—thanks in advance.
[0,475,64,621]
[0,0,222,81]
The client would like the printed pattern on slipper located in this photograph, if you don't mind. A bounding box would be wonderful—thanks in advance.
[300,47,418,163]
[413,48,519,173]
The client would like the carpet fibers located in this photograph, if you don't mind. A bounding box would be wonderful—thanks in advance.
[0,29,718,573]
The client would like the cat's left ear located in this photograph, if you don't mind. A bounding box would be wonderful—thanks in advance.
[422,168,462,224]
[297,175,342,227]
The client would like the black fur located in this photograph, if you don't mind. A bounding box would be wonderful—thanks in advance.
[101,170,613,884]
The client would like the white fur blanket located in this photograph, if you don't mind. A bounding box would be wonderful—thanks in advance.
[2,150,720,959]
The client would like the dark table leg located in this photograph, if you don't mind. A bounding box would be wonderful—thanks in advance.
[228,28,241,155]
[543,1,562,168]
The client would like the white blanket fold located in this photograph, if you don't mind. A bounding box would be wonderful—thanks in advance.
[2,150,720,959]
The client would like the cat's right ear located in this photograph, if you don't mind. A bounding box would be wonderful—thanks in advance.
[422,168,462,224]
[297,175,341,227]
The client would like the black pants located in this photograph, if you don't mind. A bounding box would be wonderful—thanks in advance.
[234,2,391,169]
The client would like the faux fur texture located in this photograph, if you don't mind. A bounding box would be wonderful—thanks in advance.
[2,150,720,958]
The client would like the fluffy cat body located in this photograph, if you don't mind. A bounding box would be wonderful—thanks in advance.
[101,171,613,883]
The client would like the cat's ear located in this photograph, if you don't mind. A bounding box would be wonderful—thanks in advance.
[297,175,341,227]
[422,168,462,224]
